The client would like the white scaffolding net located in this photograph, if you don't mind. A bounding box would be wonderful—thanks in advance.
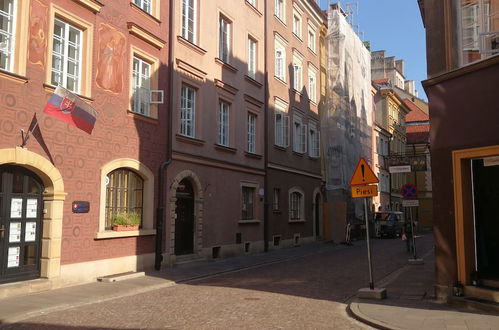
[322,6,372,222]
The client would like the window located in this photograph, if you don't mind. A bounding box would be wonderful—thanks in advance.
[51,18,82,93]
[308,69,316,102]
[461,0,498,65]
[308,27,316,52]
[218,101,229,146]
[289,191,303,220]
[275,0,284,22]
[293,62,302,91]
[180,85,196,137]
[134,0,152,14]
[275,48,285,80]
[0,0,15,71]
[219,15,231,63]
[132,56,151,116]
[105,168,144,229]
[273,188,280,211]
[241,186,255,220]
[247,113,256,153]
[182,0,196,43]
[308,123,320,158]
[293,12,302,39]
[293,116,307,153]
[248,37,257,79]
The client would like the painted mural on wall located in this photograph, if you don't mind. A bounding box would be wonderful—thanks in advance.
[28,0,48,68]
[96,24,126,94]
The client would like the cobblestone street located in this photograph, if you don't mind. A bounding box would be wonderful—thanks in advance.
[0,234,435,330]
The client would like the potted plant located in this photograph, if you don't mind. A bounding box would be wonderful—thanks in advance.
[112,211,141,231]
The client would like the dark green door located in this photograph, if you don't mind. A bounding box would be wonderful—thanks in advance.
[0,166,43,284]
[472,159,499,280]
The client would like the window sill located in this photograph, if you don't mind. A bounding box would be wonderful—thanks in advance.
[215,58,238,73]
[130,2,161,24]
[245,151,262,159]
[43,83,94,102]
[177,36,207,55]
[274,15,287,27]
[95,229,156,239]
[245,1,262,16]
[274,144,287,151]
[238,219,261,224]
[215,144,237,153]
[273,76,287,86]
[0,69,28,84]
[292,151,305,157]
[309,99,317,106]
[127,110,159,124]
[272,210,282,214]
[308,155,320,160]
[176,134,205,146]
[307,47,317,56]
[288,219,306,223]
[245,75,262,88]
[292,33,303,43]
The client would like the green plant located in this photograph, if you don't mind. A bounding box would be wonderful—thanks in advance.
[112,211,141,226]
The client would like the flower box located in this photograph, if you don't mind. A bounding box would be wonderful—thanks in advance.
[112,224,139,231]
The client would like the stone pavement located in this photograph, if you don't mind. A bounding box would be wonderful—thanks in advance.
[348,243,499,329]
[0,238,497,329]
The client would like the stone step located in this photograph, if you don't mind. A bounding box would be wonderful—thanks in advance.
[482,279,499,289]
[449,295,499,314]
[0,279,52,299]
[174,254,206,266]
[97,271,145,283]
[464,285,499,303]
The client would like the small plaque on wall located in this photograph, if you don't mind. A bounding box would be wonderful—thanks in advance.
[72,201,90,213]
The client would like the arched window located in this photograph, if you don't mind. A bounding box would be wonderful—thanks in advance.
[105,168,144,229]
[289,190,303,220]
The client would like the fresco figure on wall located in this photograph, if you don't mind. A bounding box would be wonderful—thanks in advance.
[28,0,48,68]
[96,24,126,94]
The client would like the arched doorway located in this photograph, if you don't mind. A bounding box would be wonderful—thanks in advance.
[174,179,194,255]
[0,165,44,283]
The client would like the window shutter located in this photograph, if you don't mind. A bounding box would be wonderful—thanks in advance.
[284,115,290,147]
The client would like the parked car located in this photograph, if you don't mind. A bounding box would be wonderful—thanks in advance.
[373,211,404,238]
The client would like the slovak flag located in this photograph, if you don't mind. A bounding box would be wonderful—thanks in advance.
[43,86,98,134]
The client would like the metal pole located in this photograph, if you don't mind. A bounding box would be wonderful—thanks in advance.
[410,208,418,259]
[364,198,374,290]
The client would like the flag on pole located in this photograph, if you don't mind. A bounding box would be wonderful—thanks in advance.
[43,86,98,134]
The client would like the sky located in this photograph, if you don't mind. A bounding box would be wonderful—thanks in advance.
[319,0,428,101]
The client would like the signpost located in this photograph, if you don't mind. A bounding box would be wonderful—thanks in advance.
[350,158,386,299]
[401,183,424,265]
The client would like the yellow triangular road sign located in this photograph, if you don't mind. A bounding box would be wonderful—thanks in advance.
[350,158,379,186]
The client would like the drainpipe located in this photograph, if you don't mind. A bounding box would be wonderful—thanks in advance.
[155,0,175,270]
[263,0,269,252]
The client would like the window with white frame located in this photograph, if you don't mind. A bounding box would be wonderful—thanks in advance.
[293,12,302,39]
[51,18,82,93]
[308,68,317,102]
[248,37,257,79]
[219,15,231,63]
[241,186,255,220]
[274,36,286,81]
[134,0,152,14]
[275,0,284,22]
[132,56,152,116]
[289,189,303,220]
[247,113,256,153]
[308,26,316,52]
[181,0,197,43]
[293,116,307,153]
[0,0,15,72]
[274,99,289,147]
[180,85,196,137]
[293,62,302,91]
[272,188,280,211]
[308,123,320,158]
[218,100,229,146]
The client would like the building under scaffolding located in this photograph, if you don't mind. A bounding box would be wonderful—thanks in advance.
[321,4,373,242]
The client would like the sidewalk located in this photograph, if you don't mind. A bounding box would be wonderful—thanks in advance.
[348,246,499,329]
[0,242,340,325]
